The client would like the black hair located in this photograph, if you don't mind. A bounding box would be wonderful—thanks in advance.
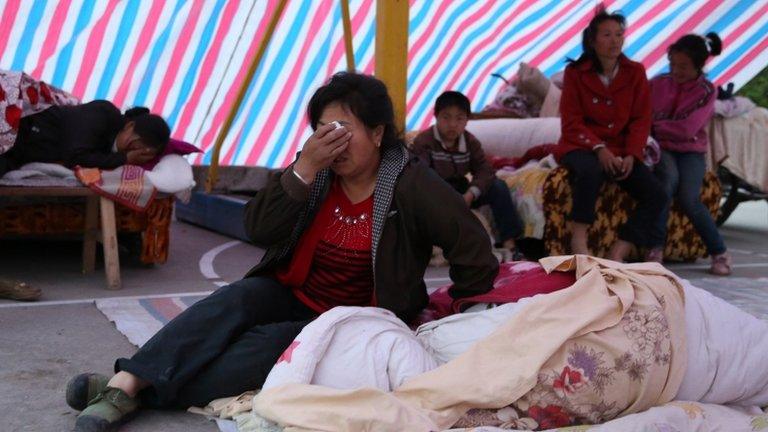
[307,72,401,149]
[434,91,471,117]
[668,32,722,74]
[567,4,626,74]
[124,106,170,152]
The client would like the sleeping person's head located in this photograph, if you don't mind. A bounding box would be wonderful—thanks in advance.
[116,107,171,164]
[433,91,471,146]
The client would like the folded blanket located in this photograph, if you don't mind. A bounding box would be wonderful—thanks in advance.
[76,165,156,211]
[252,256,687,431]
[422,261,575,322]
[262,306,437,392]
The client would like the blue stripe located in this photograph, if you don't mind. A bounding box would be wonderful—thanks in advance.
[706,0,752,34]
[165,0,226,129]
[408,0,476,88]
[132,0,188,107]
[623,0,696,59]
[708,17,768,79]
[408,0,434,34]
[473,1,593,111]
[94,0,141,99]
[408,0,558,129]
[51,1,96,87]
[354,8,375,68]
[404,0,513,131]
[178,295,206,307]
[263,4,339,166]
[138,299,172,324]
[11,0,48,71]
[541,0,647,77]
[225,0,314,165]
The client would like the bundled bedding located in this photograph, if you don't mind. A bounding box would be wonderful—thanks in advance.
[203,256,768,432]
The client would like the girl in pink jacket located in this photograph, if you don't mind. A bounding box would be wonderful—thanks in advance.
[649,33,730,275]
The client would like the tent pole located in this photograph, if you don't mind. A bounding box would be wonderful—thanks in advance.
[206,0,288,193]
[341,0,355,72]
[374,0,409,134]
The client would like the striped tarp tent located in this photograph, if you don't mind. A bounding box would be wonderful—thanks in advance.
[1,0,766,168]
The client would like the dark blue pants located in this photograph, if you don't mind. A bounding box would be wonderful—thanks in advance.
[561,150,668,248]
[653,150,726,255]
[116,277,316,408]
[474,178,523,242]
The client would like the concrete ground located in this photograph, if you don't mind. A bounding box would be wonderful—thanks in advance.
[1,200,766,432]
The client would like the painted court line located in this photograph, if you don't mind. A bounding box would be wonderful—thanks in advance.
[199,240,242,279]
[0,290,214,309]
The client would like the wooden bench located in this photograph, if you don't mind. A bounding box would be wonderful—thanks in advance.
[0,187,121,289]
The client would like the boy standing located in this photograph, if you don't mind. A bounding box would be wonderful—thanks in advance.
[412,91,523,254]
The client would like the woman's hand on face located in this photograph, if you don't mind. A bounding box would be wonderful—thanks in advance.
[596,147,622,176]
[294,123,351,181]
[614,155,634,180]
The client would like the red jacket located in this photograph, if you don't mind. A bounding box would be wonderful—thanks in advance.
[556,54,651,161]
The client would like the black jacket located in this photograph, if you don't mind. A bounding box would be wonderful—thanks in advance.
[6,100,127,170]
[243,144,499,322]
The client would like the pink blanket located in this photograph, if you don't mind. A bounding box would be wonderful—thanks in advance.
[418,261,575,324]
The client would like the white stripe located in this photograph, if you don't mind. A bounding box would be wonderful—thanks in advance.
[669,262,768,271]
[0,0,34,70]
[81,0,126,100]
[38,0,85,82]
[199,240,242,279]
[0,290,213,309]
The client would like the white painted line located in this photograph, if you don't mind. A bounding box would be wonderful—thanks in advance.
[214,281,229,287]
[199,240,242,279]
[0,290,214,309]
[668,262,768,270]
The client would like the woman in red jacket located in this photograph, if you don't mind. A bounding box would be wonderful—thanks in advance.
[556,7,668,261]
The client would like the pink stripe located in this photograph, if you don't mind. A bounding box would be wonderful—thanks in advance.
[407,1,452,64]
[0,0,21,57]
[325,0,373,75]
[272,0,374,167]
[112,1,165,108]
[30,0,72,79]
[220,121,248,166]
[716,35,768,86]
[151,0,205,114]
[434,1,588,131]
[72,0,121,98]
[624,0,671,37]
[406,1,498,114]
[149,298,184,321]
[418,0,537,124]
[638,0,720,69]
[195,0,279,164]
[526,0,617,69]
[173,0,239,140]
[721,2,768,50]
[363,57,374,75]
[244,0,335,165]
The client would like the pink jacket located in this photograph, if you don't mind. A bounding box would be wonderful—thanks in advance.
[650,74,716,154]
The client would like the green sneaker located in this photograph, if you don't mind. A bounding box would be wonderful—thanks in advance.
[66,373,110,411]
[74,387,140,432]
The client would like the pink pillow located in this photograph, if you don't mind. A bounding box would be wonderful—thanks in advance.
[139,138,202,170]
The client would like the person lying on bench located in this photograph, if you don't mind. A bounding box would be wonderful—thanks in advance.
[0,100,170,177]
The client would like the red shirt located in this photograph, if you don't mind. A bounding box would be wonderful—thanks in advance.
[556,54,651,161]
[276,179,375,313]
